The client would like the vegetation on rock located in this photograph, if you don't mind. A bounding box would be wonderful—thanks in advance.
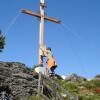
[0,30,5,52]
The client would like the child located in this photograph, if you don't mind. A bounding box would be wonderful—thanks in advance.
[40,45,57,74]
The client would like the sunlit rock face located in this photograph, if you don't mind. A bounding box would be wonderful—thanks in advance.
[0,62,37,100]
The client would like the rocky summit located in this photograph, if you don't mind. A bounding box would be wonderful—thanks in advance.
[0,62,37,100]
[0,62,100,100]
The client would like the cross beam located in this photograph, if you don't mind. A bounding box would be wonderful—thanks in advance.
[21,0,61,65]
[21,9,61,24]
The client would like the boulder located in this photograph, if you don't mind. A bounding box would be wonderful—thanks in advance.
[0,62,38,100]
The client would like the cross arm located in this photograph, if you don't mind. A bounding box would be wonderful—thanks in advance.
[21,9,61,24]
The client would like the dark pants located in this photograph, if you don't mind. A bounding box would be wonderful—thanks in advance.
[50,65,57,73]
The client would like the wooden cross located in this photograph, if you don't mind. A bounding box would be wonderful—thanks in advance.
[21,0,61,65]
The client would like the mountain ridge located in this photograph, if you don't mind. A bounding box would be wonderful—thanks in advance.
[0,61,100,100]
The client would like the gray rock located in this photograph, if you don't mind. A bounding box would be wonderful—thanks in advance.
[0,62,38,100]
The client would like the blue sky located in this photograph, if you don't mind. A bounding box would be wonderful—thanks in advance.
[0,0,100,78]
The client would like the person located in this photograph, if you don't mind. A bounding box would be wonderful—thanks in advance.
[40,45,57,74]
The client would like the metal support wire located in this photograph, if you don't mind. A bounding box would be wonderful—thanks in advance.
[61,22,82,40]
[3,10,21,37]
[60,22,87,76]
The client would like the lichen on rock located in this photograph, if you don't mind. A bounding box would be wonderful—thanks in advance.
[0,62,37,100]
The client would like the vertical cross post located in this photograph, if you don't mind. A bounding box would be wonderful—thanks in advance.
[39,0,45,65]
[38,72,42,96]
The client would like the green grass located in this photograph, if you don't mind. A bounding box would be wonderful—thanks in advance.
[26,96,44,100]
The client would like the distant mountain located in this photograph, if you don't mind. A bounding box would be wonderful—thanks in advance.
[65,73,87,83]
[94,74,100,80]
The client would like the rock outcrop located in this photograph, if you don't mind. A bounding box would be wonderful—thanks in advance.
[0,62,38,100]
[94,74,100,80]
[65,73,87,83]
